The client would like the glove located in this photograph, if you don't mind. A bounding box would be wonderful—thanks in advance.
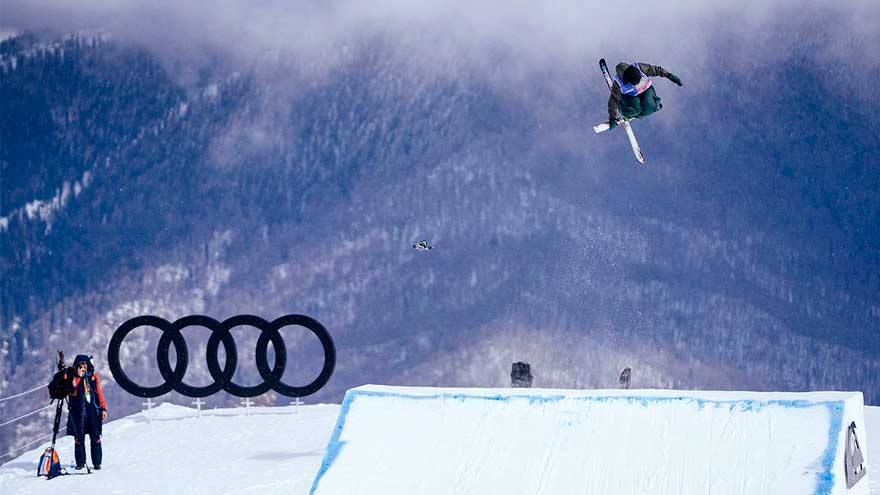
[608,119,618,130]
[667,73,683,86]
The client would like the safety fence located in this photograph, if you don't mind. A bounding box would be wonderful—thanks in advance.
[0,382,53,463]
[0,384,45,403]
[0,404,55,429]
[0,394,310,465]
[0,433,53,461]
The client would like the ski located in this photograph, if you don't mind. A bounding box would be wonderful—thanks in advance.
[599,58,646,164]
[593,117,627,134]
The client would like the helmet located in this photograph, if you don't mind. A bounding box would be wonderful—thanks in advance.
[622,64,642,85]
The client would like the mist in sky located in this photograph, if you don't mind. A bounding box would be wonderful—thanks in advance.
[4,1,879,84]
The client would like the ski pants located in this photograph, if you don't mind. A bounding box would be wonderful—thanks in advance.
[619,86,661,119]
[73,409,102,467]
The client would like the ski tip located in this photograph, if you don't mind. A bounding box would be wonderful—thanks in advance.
[599,58,606,66]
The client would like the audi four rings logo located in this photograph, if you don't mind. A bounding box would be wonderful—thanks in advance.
[107,314,336,398]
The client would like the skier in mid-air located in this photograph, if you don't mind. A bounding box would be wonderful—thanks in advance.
[606,61,683,129]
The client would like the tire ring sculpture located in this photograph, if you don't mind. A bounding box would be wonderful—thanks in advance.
[107,314,336,399]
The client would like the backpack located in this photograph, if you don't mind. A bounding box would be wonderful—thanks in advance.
[47,369,73,400]
[37,447,63,478]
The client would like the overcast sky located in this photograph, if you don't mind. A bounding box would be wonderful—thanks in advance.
[5,0,878,188]
[4,1,878,80]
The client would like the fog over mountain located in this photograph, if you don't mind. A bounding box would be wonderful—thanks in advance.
[1,1,878,458]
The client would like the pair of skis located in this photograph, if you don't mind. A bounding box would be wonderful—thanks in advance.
[594,59,645,164]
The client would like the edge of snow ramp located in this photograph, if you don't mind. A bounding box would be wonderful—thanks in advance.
[309,385,870,495]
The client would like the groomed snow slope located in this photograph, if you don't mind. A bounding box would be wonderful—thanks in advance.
[0,402,340,494]
[310,385,870,495]
[0,395,877,494]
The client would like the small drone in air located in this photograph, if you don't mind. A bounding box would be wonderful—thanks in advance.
[413,240,433,251]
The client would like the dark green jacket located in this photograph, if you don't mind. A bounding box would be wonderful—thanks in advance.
[608,62,674,122]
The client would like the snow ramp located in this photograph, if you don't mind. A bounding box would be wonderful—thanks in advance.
[310,385,870,495]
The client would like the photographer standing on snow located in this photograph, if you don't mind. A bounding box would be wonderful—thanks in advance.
[63,354,108,470]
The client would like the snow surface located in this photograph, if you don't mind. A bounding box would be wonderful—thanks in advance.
[312,386,870,495]
[0,393,876,494]
[0,402,339,494]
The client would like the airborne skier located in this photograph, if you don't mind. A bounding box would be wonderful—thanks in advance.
[606,61,683,129]
[595,59,683,163]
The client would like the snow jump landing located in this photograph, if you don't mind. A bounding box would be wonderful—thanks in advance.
[310,385,869,495]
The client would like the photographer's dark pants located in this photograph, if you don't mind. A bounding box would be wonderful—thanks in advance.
[73,408,102,467]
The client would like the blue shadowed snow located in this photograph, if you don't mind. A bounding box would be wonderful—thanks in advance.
[309,391,357,495]
[813,402,844,495]
[309,387,848,494]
